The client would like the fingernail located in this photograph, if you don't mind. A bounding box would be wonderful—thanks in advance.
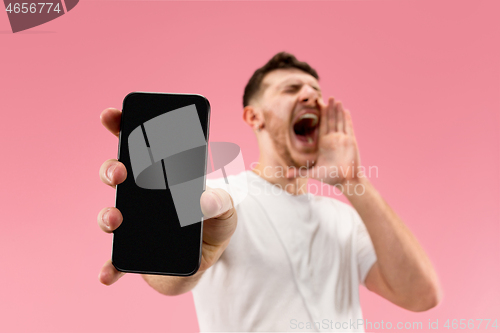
[209,190,223,212]
[102,209,111,229]
[107,164,117,182]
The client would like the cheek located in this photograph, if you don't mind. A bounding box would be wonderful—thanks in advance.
[263,102,292,128]
[263,110,288,135]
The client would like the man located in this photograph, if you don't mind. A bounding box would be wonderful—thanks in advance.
[97,52,441,332]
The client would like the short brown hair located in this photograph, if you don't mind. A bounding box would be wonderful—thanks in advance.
[243,52,319,107]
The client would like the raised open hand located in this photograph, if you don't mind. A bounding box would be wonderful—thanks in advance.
[309,97,362,186]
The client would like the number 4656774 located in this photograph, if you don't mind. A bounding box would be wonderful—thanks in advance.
[444,319,498,330]
[5,3,61,14]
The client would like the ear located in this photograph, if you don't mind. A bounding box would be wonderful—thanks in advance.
[243,105,264,132]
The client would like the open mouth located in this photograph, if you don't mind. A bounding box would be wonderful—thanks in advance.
[292,111,320,146]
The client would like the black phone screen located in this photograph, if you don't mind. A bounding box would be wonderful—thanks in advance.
[112,92,210,276]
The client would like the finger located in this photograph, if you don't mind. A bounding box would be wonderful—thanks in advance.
[336,101,344,133]
[200,186,234,219]
[97,207,123,233]
[344,107,355,136]
[339,102,348,134]
[317,97,328,135]
[328,97,336,133]
[100,108,122,138]
[98,259,126,286]
[99,159,127,188]
[317,97,326,109]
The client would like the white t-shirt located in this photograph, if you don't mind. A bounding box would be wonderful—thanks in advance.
[192,171,377,332]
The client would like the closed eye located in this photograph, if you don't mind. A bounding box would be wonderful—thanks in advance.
[283,84,321,95]
[283,85,301,93]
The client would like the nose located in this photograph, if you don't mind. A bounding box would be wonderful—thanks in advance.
[298,85,319,106]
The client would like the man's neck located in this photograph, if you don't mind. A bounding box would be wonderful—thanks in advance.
[251,157,309,196]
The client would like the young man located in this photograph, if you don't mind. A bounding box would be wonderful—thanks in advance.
[97,52,441,332]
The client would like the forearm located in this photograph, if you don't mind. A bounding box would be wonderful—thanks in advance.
[342,177,440,302]
[141,269,206,296]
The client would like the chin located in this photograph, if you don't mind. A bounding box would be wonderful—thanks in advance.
[289,150,318,169]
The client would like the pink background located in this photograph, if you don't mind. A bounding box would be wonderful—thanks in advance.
[0,1,498,332]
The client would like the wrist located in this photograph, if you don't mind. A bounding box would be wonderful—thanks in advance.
[339,176,371,198]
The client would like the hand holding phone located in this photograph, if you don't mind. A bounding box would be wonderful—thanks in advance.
[97,102,237,287]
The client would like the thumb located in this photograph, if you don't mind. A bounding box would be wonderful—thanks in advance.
[317,97,328,135]
[200,186,233,219]
[200,187,237,247]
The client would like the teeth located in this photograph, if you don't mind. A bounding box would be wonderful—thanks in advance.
[307,137,313,144]
[299,113,319,126]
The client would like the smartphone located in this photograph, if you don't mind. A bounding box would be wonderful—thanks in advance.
[112,92,210,276]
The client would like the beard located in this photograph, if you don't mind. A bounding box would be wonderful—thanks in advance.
[263,109,308,169]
